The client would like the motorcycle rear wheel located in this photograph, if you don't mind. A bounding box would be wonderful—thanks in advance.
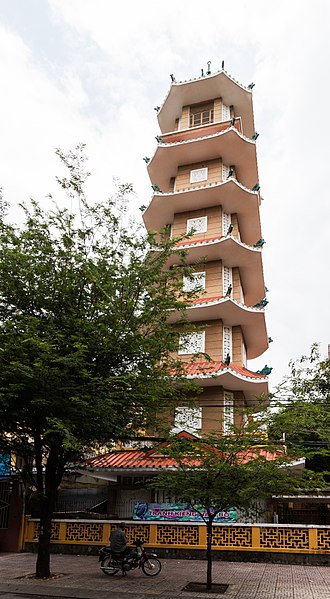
[142,557,162,576]
[101,556,120,576]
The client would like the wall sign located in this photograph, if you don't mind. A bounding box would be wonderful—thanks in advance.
[134,502,237,522]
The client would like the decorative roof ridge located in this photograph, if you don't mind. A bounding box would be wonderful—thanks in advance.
[173,69,251,92]
[175,234,261,252]
[181,360,268,381]
[187,295,265,313]
[158,69,251,115]
[145,179,259,213]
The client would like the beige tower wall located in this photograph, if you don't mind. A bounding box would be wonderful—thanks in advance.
[172,206,222,239]
[175,159,222,192]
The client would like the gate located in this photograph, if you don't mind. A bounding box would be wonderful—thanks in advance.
[0,480,11,529]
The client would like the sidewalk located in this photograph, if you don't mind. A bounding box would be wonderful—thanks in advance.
[0,553,329,599]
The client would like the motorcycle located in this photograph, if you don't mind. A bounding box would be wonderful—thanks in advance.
[99,538,162,577]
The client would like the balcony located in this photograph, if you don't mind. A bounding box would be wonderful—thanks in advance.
[161,117,242,145]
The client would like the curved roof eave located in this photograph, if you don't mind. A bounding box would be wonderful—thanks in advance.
[184,364,269,401]
[142,180,262,246]
[158,70,255,138]
[166,237,265,305]
[147,127,257,190]
[169,296,268,359]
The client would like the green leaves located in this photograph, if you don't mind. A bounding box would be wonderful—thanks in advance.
[149,410,305,523]
[270,346,330,476]
[0,145,199,492]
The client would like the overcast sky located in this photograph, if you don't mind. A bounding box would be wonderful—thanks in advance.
[0,0,329,390]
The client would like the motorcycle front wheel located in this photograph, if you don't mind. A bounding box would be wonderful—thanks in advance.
[101,556,120,576]
[141,557,162,576]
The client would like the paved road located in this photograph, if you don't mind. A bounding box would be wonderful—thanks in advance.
[0,552,329,599]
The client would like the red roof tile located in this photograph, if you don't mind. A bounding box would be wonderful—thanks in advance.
[86,431,199,469]
[86,440,284,470]
[189,295,223,305]
[180,361,267,379]
[175,235,223,247]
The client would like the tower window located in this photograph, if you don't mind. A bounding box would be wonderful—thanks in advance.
[183,272,206,292]
[189,102,214,128]
[179,331,205,355]
[190,167,208,183]
[186,216,207,235]
[172,407,202,434]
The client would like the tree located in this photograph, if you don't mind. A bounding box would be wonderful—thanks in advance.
[269,345,330,476]
[149,411,319,591]
[0,145,198,578]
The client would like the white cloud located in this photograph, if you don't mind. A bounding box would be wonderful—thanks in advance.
[1,0,330,388]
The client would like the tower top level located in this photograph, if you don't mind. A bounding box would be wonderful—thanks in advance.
[158,69,255,138]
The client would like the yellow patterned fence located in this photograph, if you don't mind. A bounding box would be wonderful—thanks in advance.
[22,518,330,554]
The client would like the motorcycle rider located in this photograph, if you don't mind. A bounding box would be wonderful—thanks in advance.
[109,522,130,557]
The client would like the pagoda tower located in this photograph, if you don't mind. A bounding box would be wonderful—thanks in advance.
[143,67,269,436]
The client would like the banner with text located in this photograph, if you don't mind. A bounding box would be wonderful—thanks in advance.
[133,502,237,522]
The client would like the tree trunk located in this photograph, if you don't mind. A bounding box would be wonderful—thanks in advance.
[206,520,213,590]
[35,447,65,578]
[36,498,53,578]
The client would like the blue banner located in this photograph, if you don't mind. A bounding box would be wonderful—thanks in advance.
[0,453,11,478]
[134,502,237,522]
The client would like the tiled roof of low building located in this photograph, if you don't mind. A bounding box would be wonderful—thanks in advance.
[85,431,284,470]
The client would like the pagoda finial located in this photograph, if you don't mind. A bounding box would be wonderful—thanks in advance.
[222,60,225,70]
[206,61,211,75]
[247,82,255,90]
[170,74,176,82]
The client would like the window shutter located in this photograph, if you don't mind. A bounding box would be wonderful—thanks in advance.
[223,325,232,360]
[222,104,231,121]
[223,266,232,296]
[223,392,234,433]
[222,212,231,236]
[242,342,247,367]
[222,164,229,181]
